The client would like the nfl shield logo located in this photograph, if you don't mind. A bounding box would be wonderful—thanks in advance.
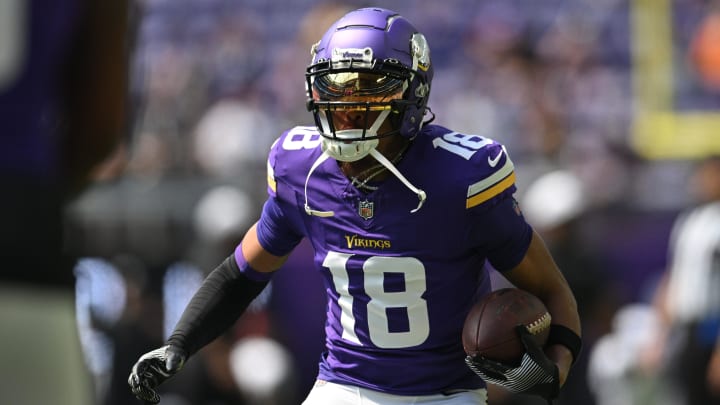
[358,200,374,220]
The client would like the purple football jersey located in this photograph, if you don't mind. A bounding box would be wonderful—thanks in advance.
[259,124,532,395]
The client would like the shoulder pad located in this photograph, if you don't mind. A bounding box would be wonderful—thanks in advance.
[267,126,322,197]
[427,129,515,209]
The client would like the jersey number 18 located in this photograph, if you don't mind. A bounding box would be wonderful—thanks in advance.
[324,251,430,349]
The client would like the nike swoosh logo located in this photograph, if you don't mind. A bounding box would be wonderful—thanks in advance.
[487,147,504,167]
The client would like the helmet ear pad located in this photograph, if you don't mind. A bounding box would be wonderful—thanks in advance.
[398,103,423,138]
[388,106,409,138]
[391,84,429,138]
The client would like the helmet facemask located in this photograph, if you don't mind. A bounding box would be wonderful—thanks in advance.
[307,62,414,162]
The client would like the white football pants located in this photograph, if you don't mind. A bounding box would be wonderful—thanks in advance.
[302,380,488,405]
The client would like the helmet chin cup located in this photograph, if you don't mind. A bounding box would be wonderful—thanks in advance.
[321,134,379,162]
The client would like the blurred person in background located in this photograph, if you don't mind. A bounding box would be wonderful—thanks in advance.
[587,303,666,405]
[0,0,132,404]
[640,155,720,405]
[73,254,165,405]
[128,7,581,405]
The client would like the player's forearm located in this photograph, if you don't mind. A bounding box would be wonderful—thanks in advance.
[543,288,582,373]
[544,287,581,336]
[167,253,270,356]
[506,231,582,338]
[507,230,582,376]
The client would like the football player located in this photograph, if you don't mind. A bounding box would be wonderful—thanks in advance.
[129,8,581,405]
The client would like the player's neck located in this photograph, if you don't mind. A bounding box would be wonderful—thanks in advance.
[339,136,410,188]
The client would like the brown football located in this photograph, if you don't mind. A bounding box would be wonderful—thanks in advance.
[462,288,551,365]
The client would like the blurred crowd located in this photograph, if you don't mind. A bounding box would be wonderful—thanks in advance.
[59,0,720,404]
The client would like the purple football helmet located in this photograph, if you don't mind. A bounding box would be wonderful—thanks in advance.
[306,8,433,162]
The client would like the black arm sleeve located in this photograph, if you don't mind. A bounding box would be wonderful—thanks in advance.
[166,254,269,357]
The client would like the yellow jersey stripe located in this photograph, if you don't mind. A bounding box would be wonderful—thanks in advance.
[467,156,514,197]
[466,172,516,209]
[267,160,277,193]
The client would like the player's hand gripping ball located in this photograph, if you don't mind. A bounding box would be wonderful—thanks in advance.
[462,288,551,365]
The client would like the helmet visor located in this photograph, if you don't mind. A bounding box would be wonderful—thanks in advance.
[313,72,404,101]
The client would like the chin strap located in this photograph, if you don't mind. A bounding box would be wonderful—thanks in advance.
[304,151,335,217]
[368,148,426,213]
[303,144,427,217]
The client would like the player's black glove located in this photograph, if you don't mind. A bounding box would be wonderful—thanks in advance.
[128,345,186,404]
[465,325,559,401]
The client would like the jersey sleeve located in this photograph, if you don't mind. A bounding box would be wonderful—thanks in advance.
[465,142,516,209]
[255,132,305,256]
[469,196,533,271]
[255,197,303,257]
[459,137,531,270]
